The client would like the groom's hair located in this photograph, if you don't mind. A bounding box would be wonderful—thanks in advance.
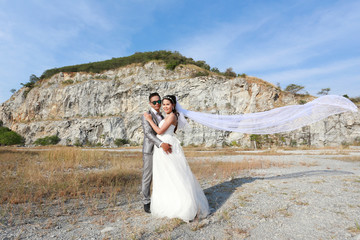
[149,92,161,101]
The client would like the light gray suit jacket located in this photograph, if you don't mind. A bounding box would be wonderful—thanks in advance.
[142,109,162,154]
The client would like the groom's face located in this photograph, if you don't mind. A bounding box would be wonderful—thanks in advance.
[149,95,161,112]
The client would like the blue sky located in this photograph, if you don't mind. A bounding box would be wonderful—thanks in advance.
[1,0,359,103]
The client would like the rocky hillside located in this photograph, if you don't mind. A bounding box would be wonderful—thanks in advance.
[1,61,359,147]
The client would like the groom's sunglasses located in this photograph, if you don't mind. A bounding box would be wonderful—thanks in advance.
[151,100,162,105]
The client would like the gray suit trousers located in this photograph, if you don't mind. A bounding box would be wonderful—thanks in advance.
[142,153,153,205]
[141,110,162,205]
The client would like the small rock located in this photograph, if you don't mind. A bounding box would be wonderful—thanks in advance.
[101,226,114,233]
[353,234,360,240]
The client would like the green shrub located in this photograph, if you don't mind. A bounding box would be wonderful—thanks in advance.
[354,137,360,146]
[165,61,179,70]
[62,79,74,85]
[195,60,210,70]
[230,140,240,146]
[350,96,360,104]
[84,140,96,147]
[192,71,209,77]
[290,140,297,147]
[0,126,9,134]
[250,134,272,149]
[34,135,60,146]
[0,127,24,145]
[114,138,129,147]
[250,134,263,148]
[74,139,82,147]
[224,68,237,78]
[222,141,230,147]
[210,67,220,73]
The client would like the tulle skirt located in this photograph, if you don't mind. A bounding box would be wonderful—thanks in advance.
[151,134,210,221]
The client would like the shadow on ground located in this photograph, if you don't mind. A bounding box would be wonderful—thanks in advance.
[205,169,354,214]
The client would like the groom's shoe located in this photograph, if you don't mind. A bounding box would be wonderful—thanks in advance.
[144,203,151,213]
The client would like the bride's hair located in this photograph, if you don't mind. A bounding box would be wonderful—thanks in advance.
[162,95,179,133]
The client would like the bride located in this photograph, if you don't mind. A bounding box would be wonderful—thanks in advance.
[143,95,210,222]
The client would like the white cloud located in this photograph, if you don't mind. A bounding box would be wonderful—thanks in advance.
[175,16,272,67]
[174,0,360,73]
[0,0,176,103]
[231,1,360,71]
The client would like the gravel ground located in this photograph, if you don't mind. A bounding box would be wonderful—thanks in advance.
[1,149,360,240]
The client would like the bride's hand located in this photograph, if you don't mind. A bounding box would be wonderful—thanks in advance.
[143,113,152,121]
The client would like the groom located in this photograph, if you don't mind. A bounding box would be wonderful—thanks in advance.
[141,92,172,213]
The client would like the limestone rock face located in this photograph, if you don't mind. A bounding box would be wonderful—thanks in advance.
[1,61,359,147]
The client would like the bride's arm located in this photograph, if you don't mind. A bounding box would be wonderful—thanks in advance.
[144,113,176,135]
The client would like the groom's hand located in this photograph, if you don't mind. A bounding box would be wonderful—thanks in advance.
[161,143,172,154]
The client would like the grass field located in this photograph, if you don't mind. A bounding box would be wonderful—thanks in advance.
[0,146,292,225]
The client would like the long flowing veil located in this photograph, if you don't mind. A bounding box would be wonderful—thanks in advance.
[175,95,358,134]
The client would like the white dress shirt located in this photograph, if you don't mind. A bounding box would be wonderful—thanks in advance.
[150,108,163,124]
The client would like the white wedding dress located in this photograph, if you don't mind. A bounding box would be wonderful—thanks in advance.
[151,120,210,221]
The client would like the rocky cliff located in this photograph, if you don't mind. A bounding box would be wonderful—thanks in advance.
[1,61,359,147]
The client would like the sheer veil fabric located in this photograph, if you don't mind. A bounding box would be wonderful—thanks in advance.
[175,95,358,134]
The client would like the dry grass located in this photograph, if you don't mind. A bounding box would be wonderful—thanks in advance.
[347,222,360,234]
[332,156,360,162]
[0,147,291,204]
[0,147,142,205]
[184,148,243,158]
[278,145,351,152]
[190,220,208,231]
[190,158,290,180]
[184,146,353,157]
[299,161,319,167]
[154,218,185,234]
[185,149,290,158]
[0,146,292,228]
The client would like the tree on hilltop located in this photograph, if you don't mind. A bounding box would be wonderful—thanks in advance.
[224,67,237,78]
[21,74,40,88]
[317,88,330,95]
[284,84,305,94]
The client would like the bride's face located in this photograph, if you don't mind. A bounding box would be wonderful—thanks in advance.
[162,99,173,114]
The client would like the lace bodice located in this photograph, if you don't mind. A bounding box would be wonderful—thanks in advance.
[159,120,175,136]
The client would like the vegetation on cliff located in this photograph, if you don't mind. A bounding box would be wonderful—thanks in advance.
[33,135,60,146]
[40,50,212,80]
[21,74,40,98]
[0,121,24,146]
[38,50,249,81]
